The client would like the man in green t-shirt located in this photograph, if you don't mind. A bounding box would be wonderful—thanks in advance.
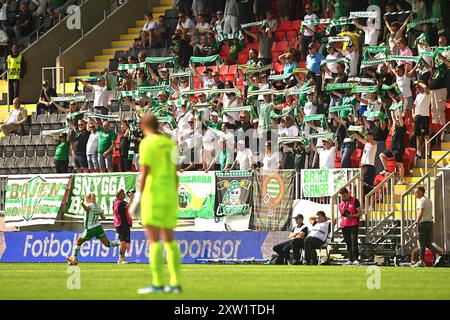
[54,132,70,173]
[97,120,118,172]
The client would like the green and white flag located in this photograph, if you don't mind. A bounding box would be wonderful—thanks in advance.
[5,176,70,227]
[65,173,138,218]
[177,172,216,219]
[117,62,146,71]
[301,168,349,197]
[350,11,377,19]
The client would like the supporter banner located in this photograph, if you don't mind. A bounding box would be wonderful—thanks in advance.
[250,171,295,231]
[216,172,253,217]
[301,169,349,197]
[65,173,138,218]
[4,176,70,227]
[177,172,216,219]
[0,231,289,263]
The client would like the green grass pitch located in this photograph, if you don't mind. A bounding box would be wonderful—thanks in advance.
[1,263,450,300]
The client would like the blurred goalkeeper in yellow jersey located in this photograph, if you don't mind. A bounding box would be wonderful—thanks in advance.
[129,113,181,294]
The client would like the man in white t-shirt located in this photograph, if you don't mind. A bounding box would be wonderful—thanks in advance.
[312,138,336,169]
[233,140,253,171]
[413,80,431,158]
[176,12,195,36]
[301,5,318,60]
[140,12,157,48]
[81,77,109,115]
[354,18,379,46]
[86,120,100,172]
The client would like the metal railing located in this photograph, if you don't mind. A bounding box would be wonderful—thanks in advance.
[425,121,450,174]
[330,171,362,239]
[57,0,125,56]
[399,172,431,255]
[364,172,396,244]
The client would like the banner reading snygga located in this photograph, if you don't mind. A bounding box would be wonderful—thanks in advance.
[177,172,215,219]
[216,171,253,216]
[301,169,349,197]
[65,173,138,218]
[249,171,295,231]
[5,176,69,227]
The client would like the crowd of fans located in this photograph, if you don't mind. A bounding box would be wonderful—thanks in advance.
[2,1,450,198]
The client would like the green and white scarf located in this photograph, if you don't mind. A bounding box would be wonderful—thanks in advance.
[325,83,353,91]
[389,101,404,111]
[407,18,439,32]
[237,64,272,74]
[189,54,221,65]
[351,85,378,94]
[320,57,349,66]
[307,132,334,141]
[349,11,377,19]
[327,36,351,44]
[117,62,146,71]
[42,127,70,136]
[348,77,376,84]
[145,57,175,64]
[52,95,87,103]
[347,125,364,133]
[240,21,264,29]
[268,73,292,82]
[120,90,141,100]
[384,11,411,16]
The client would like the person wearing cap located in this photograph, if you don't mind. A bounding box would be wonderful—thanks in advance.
[53,132,70,173]
[232,140,253,171]
[316,136,337,169]
[36,80,57,114]
[413,80,431,159]
[272,214,308,265]
[80,77,109,115]
[203,110,222,130]
[306,42,324,76]
[354,130,378,196]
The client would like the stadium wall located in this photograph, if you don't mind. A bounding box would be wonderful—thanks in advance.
[56,0,156,83]
[20,0,116,103]
[0,230,288,263]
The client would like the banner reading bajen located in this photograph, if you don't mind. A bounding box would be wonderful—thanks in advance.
[5,176,69,227]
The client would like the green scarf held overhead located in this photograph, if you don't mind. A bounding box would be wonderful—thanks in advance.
[285,86,313,96]
[360,58,387,69]
[387,55,421,63]
[307,132,334,141]
[325,83,353,91]
[327,36,351,44]
[270,103,297,119]
[384,11,411,17]
[145,56,175,64]
[351,85,378,94]
[348,77,376,84]
[84,112,119,121]
[170,71,191,79]
[325,18,355,34]
[363,45,389,60]
[42,127,70,136]
[268,73,292,82]
[222,105,252,115]
[328,104,353,119]
[240,21,265,29]
[138,85,175,96]
[216,32,245,42]
[407,18,439,32]
[389,101,404,111]
[347,125,364,133]
[52,95,86,103]
[189,54,221,65]
[303,114,325,122]
[300,18,331,32]
[320,58,349,67]
[68,110,87,120]
[117,62,146,71]
[237,64,272,74]
[120,90,140,100]
[349,11,378,19]
[278,136,309,148]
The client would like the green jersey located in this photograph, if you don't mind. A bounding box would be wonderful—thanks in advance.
[84,203,102,230]
[97,127,118,154]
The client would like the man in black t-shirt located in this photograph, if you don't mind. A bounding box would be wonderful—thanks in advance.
[272,214,309,265]
[36,81,58,114]
[14,3,32,39]
[68,119,90,173]
[113,189,134,264]
[380,110,407,184]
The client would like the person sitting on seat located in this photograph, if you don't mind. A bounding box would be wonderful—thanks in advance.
[0,97,27,136]
[304,211,331,265]
[272,214,308,265]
